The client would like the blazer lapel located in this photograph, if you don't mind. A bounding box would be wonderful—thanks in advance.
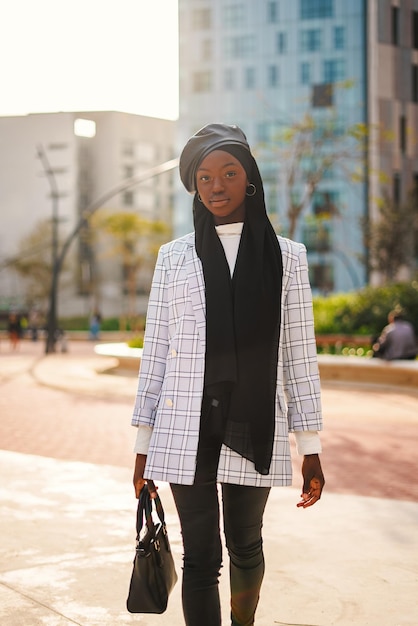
[184,238,206,348]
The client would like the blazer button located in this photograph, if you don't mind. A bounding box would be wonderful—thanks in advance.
[166,399,173,407]
[171,349,177,357]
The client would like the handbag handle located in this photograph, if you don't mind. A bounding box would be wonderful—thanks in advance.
[136,484,166,543]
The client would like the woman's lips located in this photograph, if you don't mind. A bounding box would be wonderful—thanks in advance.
[210,197,229,205]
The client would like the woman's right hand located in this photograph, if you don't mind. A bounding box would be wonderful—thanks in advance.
[133,454,157,499]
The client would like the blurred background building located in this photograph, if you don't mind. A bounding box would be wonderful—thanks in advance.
[0,112,174,319]
[1,0,417,324]
[175,0,418,293]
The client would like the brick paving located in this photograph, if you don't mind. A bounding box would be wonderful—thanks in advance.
[0,340,135,469]
[1,338,418,501]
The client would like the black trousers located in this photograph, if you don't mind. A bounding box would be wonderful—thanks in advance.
[170,481,270,626]
[170,391,271,625]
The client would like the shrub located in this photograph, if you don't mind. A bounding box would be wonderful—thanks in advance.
[127,335,144,349]
[57,316,146,332]
[58,316,89,331]
[313,281,418,336]
[101,317,120,331]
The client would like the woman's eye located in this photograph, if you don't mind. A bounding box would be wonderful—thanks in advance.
[225,171,236,178]
[199,175,210,182]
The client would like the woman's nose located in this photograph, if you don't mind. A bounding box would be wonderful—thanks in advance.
[212,176,224,192]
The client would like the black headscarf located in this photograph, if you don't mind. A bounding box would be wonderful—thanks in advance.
[179,124,283,475]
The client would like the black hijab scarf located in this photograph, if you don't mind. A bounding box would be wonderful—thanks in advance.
[179,124,283,475]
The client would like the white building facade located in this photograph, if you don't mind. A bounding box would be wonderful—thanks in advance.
[0,111,175,320]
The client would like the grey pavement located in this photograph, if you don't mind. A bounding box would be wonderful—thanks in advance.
[1,340,418,625]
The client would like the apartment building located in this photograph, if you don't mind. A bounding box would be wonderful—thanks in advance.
[0,111,175,318]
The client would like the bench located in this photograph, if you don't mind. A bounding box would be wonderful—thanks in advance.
[318,354,418,390]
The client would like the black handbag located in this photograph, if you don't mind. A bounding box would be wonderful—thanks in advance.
[126,484,178,614]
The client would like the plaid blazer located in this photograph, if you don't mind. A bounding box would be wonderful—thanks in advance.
[132,232,322,486]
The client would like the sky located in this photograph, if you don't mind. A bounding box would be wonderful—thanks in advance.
[0,0,179,120]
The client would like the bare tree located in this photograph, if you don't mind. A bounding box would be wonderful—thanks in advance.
[365,189,418,283]
[9,219,68,311]
[258,112,367,238]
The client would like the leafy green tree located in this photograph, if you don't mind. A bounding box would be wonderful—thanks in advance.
[92,210,168,329]
[313,280,418,338]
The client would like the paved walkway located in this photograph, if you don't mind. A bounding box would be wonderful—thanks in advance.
[0,339,418,625]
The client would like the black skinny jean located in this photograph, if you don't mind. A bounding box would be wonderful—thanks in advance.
[170,481,270,625]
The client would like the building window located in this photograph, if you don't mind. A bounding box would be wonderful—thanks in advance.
[244,67,256,89]
[267,1,279,23]
[312,83,333,107]
[256,122,269,142]
[312,191,339,216]
[277,32,287,54]
[400,115,406,153]
[192,70,212,92]
[413,11,418,49]
[302,219,332,252]
[334,26,345,49]
[123,143,135,158]
[201,39,212,60]
[47,142,69,150]
[224,3,246,27]
[123,190,134,206]
[225,35,256,58]
[224,68,235,90]
[323,58,345,83]
[309,263,334,293]
[300,29,322,51]
[300,62,311,84]
[412,64,418,103]
[300,0,333,20]
[393,172,401,205]
[192,8,211,29]
[268,65,280,87]
[392,6,399,45]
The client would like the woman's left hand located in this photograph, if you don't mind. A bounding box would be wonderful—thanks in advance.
[297,453,325,508]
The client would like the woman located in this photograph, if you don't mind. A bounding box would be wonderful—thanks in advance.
[132,123,325,626]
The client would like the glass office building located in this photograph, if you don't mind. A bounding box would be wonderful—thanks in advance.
[176,0,418,293]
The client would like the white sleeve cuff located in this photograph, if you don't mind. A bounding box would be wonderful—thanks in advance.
[133,425,153,455]
[294,431,322,455]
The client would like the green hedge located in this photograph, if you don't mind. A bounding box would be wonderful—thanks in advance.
[57,316,146,332]
[313,281,418,336]
[55,283,418,340]
[58,316,89,331]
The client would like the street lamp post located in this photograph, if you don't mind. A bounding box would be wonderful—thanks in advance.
[37,156,179,355]
[36,144,62,354]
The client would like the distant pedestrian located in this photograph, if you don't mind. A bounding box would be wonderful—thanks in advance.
[89,311,102,340]
[373,309,417,360]
[28,309,40,341]
[8,313,22,350]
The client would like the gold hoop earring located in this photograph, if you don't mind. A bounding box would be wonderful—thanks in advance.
[198,193,203,202]
[246,183,256,197]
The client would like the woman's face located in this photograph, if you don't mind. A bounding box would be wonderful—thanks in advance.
[195,149,248,225]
